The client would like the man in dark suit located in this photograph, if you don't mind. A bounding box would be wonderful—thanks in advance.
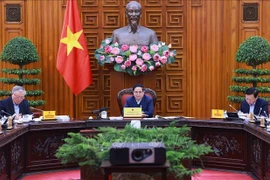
[240,87,268,116]
[0,85,32,120]
[124,84,154,117]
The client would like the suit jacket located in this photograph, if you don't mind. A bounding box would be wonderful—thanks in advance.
[0,96,32,116]
[112,25,158,46]
[124,95,154,118]
[240,97,268,116]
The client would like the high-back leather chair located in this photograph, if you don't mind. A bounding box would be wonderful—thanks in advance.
[117,88,156,116]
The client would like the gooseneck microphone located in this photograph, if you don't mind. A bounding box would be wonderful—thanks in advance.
[229,104,238,112]
[92,107,109,114]
[1,110,12,116]
[264,111,268,118]
[1,111,16,127]
[258,107,262,116]
[3,117,8,125]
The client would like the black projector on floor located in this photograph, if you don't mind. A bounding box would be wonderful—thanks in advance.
[109,142,166,165]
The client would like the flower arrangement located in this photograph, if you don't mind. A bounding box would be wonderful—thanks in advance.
[94,37,176,76]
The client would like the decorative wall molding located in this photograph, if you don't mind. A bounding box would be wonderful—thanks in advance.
[191,0,202,7]
[243,3,259,22]
[5,4,22,23]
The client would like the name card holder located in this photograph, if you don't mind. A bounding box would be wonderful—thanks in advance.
[43,111,56,120]
[211,109,225,119]
[123,107,142,118]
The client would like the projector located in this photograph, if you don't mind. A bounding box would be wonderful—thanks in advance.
[109,142,166,165]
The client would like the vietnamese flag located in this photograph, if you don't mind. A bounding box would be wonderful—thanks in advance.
[57,0,92,95]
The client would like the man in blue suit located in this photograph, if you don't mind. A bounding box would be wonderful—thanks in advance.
[240,87,268,116]
[0,85,32,120]
[124,84,154,117]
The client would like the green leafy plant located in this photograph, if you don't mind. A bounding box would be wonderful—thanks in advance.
[0,36,45,106]
[228,36,270,103]
[56,123,212,179]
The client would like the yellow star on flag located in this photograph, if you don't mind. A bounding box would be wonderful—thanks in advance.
[60,26,84,55]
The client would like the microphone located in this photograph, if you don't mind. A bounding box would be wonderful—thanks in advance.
[1,116,8,129]
[229,104,238,112]
[1,113,16,127]
[3,117,8,124]
[253,108,263,122]
[258,107,262,116]
[264,111,268,118]
[1,110,12,116]
[92,107,109,114]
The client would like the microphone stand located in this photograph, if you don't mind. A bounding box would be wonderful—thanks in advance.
[258,108,262,116]
[92,110,101,119]
[1,116,8,130]
[264,111,269,118]
[252,108,262,123]
[92,107,109,120]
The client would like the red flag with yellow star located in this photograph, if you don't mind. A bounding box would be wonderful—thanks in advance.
[57,0,92,95]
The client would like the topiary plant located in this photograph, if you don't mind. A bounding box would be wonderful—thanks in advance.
[0,36,45,106]
[228,36,270,103]
[56,123,212,179]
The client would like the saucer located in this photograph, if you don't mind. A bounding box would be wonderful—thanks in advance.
[33,118,42,122]
[109,117,123,120]
[15,120,23,124]
[22,119,31,123]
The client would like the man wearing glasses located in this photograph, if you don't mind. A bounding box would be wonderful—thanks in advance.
[0,85,32,120]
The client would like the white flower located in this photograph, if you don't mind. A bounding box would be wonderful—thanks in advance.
[105,39,110,44]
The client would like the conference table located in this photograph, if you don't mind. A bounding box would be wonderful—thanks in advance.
[0,118,269,180]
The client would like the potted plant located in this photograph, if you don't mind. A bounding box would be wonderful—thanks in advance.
[228,36,270,103]
[56,122,212,180]
[0,36,45,107]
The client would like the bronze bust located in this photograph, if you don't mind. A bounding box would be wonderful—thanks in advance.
[112,1,158,46]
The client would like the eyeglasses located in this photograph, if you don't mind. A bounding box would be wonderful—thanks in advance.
[13,94,25,100]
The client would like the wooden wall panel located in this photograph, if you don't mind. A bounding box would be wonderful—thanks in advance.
[0,0,75,117]
[187,0,227,118]
[77,0,186,118]
[0,0,25,100]
[38,0,74,116]
[1,0,270,119]
[221,0,241,113]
